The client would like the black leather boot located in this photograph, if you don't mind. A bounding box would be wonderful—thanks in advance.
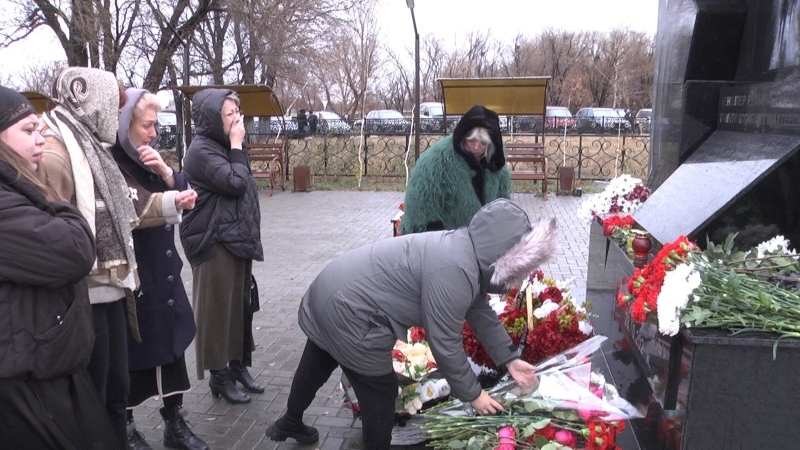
[160,405,209,450]
[209,368,251,404]
[228,360,265,393]
[127,419,153,450]
[265,414,319,445]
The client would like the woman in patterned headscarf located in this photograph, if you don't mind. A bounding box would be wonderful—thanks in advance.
[37,68,184,449]
[37,67,138,449]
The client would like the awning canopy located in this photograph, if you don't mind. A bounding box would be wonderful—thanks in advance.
[22,91,53,114]
[170,85,285,117]
[438,77,550,117]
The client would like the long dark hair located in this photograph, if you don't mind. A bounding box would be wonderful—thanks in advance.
[0,138,53,197]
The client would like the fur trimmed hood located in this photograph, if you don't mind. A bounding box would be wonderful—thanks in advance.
[468,199,558,290]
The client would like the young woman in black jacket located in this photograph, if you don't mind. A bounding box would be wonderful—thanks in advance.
[0,85,117,448]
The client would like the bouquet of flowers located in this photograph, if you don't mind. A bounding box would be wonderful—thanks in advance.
[601,214,635,247]
[577,174,651,222]
[420,336,643,449]
[464,270,594,377]
[392,328,451,415]
[617,235,696,325]
[618,233,800,355]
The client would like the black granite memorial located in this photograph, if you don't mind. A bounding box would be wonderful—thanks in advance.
[587,1,800,449]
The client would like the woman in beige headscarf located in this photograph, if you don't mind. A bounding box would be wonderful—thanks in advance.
[38,68,186,449]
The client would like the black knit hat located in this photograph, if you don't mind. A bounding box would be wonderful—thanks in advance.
[0,86,36,132]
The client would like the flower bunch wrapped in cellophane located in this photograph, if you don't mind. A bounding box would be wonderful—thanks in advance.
[392,327,450,415]
[420,336,643,449]
[464,270,593,381]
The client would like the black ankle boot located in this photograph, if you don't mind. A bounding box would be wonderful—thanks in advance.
[265,414,319,445]
[209,368,251,404]
[160,405,209,450]
[228,360,265,393]
[127,419,153,450]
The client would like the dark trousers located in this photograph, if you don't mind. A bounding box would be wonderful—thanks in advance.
[86,299,129,449]
[286,340,398,450]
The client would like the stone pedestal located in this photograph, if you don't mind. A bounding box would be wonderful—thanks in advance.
[587,220,800,449]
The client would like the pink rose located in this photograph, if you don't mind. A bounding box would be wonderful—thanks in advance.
[554,430,578,447]
[591,386,605,398]
[494,426,516,450]
[578,407,597,420]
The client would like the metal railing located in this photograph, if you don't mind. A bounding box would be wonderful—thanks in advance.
[159,118,652,182]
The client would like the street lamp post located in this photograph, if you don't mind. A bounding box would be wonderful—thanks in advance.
[406,0,420,162]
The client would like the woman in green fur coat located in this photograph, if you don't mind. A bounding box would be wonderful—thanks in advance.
[400,104,510,234]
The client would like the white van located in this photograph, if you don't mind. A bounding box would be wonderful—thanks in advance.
[419,102,444,119]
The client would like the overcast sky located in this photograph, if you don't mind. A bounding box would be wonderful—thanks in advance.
[0,0,658,86]
[380,0,658,54]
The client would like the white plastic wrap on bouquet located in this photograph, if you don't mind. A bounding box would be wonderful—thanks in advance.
[436,335,644,421]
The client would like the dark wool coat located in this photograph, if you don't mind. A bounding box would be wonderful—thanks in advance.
[111,142,196,371]
[299,199,531,402]
[0,160,96,380]
[400,104,510,234]
[180,89,264,268]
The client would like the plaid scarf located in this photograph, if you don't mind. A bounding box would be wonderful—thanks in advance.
[45,68,139,284]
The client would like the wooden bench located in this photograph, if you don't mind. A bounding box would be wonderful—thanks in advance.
[506,143,549,196]
[248,143,285,197]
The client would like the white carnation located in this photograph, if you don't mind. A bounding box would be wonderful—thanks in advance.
[533,299,560,319]
[656,263,702,336]
[577,174,645,222]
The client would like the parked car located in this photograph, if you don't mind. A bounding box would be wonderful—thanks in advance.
[545,106,576,131]
[157,111,177,149]
[354,109,411,134]
[269,115,299,136]
[574,107,632,133]
[316,110,351,135]
[635,108,652,134]
[420,102,445,132]
[420,102,444,119]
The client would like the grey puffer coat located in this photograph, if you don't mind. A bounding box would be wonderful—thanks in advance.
[298,199,532,402]
[180,89,264,267]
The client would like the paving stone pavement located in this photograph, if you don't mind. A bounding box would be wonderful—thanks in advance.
[131,189,591,450]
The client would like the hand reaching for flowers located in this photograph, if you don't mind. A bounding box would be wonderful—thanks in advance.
[507,358,539,390]
[470,390,504,415]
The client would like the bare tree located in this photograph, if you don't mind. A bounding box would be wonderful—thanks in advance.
[420,35,447,101]
[17,60,65,93]
[2,0,139,71]
[141,0,219,91]
[193,8,231,84]
[316,0,380,117]
[221,0,352,88]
